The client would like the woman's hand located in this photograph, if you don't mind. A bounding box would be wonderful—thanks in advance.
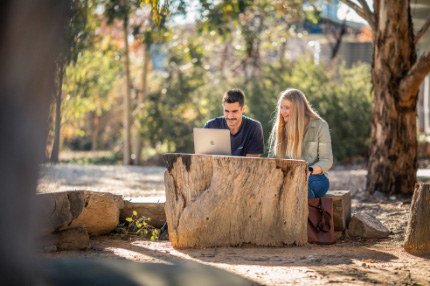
[310,165,322,175]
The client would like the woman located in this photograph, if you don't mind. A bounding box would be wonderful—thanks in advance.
[269,88,333,198]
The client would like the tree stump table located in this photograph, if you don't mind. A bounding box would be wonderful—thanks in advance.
[163,154,308,248]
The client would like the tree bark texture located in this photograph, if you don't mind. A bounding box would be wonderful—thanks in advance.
[403,183,430,255]
[366,0,418,194]
[163,154,308,248]
[123,17,131,165]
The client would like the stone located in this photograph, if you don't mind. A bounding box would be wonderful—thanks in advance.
[47,226,90,251]
[63,192,124,235]
[323,190,351,231]
[404,183,430,255]
[120,198,166,229]
[347,213,390,239]
[37,191,124,236]
[164,153,308,248]
[36,191,85,236]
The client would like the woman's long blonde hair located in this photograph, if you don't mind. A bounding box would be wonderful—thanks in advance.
[269,88,321,159]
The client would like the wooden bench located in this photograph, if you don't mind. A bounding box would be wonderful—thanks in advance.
[322,190,351,235]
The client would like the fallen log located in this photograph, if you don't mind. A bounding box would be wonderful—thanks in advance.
[163,154,308,248]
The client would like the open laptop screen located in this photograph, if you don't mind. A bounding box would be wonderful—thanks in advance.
[193,128,231,155]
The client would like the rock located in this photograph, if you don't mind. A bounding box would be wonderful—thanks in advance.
[63,192,124,235]
[36,191,85,236]
[48,226,90,251]
[37,191,124,236]
[347,213,390,238]
[374,191,384,197]
[164,154,308,248]
[404,183,430,255]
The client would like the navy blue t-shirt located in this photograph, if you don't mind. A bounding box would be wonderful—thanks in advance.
[204,116,264,156]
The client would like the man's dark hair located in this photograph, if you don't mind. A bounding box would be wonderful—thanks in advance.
[223,89,245,107]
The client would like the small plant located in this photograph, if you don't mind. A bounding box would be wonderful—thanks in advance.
[115,210,159,241]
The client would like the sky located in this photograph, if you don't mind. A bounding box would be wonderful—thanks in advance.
[337,0,372,25]
[171,0,373,26]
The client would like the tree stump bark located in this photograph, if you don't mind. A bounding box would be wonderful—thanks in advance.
[163,154,308,248]
[404,183,430,255]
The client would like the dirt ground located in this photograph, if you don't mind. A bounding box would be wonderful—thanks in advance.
[38,163,430,285]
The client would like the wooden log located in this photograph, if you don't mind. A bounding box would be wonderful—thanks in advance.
[323,190,351,231]
[120,198,166,229]
[163,154,308,248]
[404,183,430,255]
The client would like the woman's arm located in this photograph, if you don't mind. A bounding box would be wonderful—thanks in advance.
[313,121,333,173]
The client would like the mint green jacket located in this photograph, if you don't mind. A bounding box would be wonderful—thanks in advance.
[301,118,333,174]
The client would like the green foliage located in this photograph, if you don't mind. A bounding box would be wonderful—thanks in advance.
[54,0,373,165]
[245,58,372,162]
[59,151,121,165]
[59,0,96,67]
[115,210,159,241]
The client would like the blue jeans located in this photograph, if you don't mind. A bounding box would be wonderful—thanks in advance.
[308,174,330,198]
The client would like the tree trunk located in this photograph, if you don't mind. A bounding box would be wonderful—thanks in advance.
[330,18,347,61]
[366,1,417,194]
[50,64,64,163]
[0,0,67,283]
[123,17,131,165]
[133,44,151,165]
[404,183,430,255]
[91,112,99,151]
[163,154,308,248]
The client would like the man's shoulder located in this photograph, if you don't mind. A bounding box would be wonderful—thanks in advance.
[205,116,226,128]
[243,116,263,129]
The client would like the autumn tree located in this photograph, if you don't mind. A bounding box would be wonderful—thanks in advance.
[50,0,94,162]
[340,0,430,194]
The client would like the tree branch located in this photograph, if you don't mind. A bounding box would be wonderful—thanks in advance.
[399,49,430,106]
[415,16,430,45]
[340,0,376,31]
[357,0,376,30]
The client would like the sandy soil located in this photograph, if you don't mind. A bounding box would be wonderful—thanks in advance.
[38,164,430,285]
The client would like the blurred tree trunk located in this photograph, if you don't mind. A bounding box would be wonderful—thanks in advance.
[91,112,99,151]
[341,0,430,194]
[50,63,65,163]
[0,0,67,284]
[123,15,131,165]
[133,44,151,165]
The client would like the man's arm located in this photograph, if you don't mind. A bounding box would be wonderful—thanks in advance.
[245,121,264,157]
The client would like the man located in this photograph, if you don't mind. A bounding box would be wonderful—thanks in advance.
[204,89,264,157]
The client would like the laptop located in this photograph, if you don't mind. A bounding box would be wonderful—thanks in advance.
[193,128,231,155]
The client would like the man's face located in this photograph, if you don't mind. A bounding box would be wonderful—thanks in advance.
[223,102,245,128]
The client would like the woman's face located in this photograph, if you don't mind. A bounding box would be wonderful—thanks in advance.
[280,99,292,122]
